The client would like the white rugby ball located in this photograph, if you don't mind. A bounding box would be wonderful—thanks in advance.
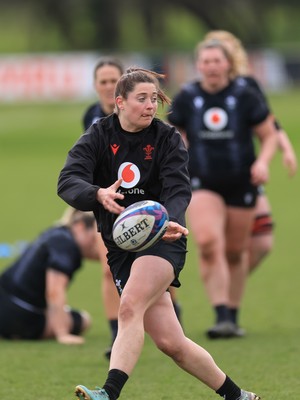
[112,200,169,252]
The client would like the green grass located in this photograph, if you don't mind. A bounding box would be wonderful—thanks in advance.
[0,91,300,399]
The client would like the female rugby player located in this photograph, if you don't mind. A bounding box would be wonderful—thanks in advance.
[0,209,98,344]
[58,67,261,400]
[204,30,297,274]
[168,39,277,339]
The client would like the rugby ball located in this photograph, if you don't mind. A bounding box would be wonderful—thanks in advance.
[112,200,169,252]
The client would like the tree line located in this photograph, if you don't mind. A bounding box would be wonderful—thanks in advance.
[1,0,300,52]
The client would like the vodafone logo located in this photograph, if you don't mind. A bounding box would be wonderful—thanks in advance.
[203,107,228,131]
[118,162,141,188]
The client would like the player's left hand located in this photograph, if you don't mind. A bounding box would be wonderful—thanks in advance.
[250,159,269,185]
[162,221,189,242]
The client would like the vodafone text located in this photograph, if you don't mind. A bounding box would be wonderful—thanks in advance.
[117,188,145,195]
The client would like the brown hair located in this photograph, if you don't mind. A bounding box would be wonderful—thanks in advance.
[204,30,249,76]
[93,57,124,80]
[114,67,171,113]
[58,207,96,229]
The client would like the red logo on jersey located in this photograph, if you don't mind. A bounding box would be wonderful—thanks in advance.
[143,144,154,160]
[211,113,221,123]
[118,162,140,188]
[203,108,228,131]
[110,144,120,155]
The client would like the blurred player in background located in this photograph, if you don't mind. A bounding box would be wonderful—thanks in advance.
[204,30,298,275]
[83,57,124,359]
[83,57,124,129]
[0,209,98,344]
[168,39,277,339]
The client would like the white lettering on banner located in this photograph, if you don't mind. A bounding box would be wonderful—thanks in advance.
[0,52,151,102]
[0,53,97,101]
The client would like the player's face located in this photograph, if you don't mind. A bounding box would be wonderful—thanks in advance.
[117,82,158,132]
[197,47,231,91]
[94,65,122,109]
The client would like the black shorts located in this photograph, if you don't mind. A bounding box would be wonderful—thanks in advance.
[107,236,187,295]
[0,286,83,339]
[190,175,258,208]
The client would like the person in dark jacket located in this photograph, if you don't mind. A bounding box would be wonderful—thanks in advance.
[168,39,277,339]
[204,30,297,274]
[58,67,260,400]
[83,57,124,130]
[83,57,124,359]
[0,208,99,344]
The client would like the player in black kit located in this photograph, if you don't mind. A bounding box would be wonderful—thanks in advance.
[83,57,124,359]
[168,39,277,339]
[83,58,124,130]
[0,209,99,344]
[204,30,297,275]
[58,67,261,400]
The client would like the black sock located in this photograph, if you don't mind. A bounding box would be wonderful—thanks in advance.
[103,369,128,400]
[216,375,241,400]
[109,319,118,343]
[215,305,230,323]
[229,308,239,325]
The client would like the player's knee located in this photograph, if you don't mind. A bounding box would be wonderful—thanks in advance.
[198,235,221,263]
[226,250,243,266]
[118,294,141,324]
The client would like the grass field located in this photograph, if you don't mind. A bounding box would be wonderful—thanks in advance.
[0,90,300,399]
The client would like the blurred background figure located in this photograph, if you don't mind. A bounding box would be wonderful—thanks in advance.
[204,30,298,275]
[82,57,124,359]
[168,38,277,339]
[0,208,99,345]
[83,57,124,129]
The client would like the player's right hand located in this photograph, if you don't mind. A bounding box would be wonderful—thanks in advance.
[57,334,85,345]
[96,178,125,214]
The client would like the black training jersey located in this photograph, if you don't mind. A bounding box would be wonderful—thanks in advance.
[168,80,270,185]
[83,102,107,130]
[0,226,82,308]
[236,75,281,130]
[58,114,191,248]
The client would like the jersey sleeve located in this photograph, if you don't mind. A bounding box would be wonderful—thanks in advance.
[158,125,191,226]
[167,89,189,128]
[83,103,101,131]
[57,125,102,211]
[46,235,81,278]
[245,76,282,131]
[244,87,270,127]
